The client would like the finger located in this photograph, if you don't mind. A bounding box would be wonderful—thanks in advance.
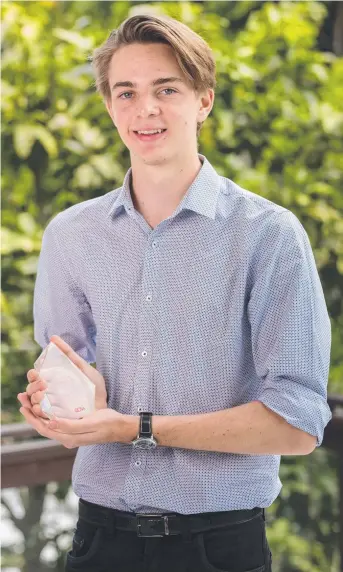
[26,379,47,398]
[50,336,103,396]
[32,403,50,419]
[50,335,85,368]
[27,369,39,383]
[20,407,78,448]
[48,416,94,435]
[31,390,45,406]
[18,393,49,419]
[50,335,91,376]
[19,407,52,437]
[18,392,33,409]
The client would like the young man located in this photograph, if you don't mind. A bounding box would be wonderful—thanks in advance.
[18,14,332,572]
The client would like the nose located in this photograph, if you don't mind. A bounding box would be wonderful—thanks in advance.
[136,95,160,118]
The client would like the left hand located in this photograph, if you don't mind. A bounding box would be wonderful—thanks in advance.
[18,335,108,416]
[19,406,135,448]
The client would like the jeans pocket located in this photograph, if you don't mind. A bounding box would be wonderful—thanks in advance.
[193,513,267,572]
[66,518,105,569]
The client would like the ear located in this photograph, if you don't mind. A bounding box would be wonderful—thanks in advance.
[196,89,215,123]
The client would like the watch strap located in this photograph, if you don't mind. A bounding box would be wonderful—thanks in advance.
[139,412,152,437]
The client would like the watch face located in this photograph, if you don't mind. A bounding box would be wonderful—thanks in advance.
[134,438,157,449]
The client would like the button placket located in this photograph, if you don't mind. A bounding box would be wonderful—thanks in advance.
[131,233,158,476]
[123,232,163,506]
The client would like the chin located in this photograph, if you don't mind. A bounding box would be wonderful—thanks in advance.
[143,155,170,166]
[132,149,172,166]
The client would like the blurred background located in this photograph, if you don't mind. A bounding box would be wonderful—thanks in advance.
[1,1,343,571]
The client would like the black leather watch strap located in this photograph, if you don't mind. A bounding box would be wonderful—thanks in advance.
[140,412,152,437]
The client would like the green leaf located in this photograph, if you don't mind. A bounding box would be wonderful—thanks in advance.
[13,124,58,158]
[53,28,93,51]
[17,212,39,236]
[13,124,37,159]
[1,228,40,255]
[34,125,58,157]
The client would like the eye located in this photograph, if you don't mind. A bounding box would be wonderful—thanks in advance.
[118,92,133,99]
[118,88,177,100]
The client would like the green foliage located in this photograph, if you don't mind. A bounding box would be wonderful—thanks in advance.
[1,1,342,571]
[269,448,340,571]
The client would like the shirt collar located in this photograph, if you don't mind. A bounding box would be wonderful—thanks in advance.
[107,154,221,221]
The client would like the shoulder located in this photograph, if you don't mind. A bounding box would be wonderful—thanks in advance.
[217,176,287,220]
[43,188,121,237]
[217,176,307,244]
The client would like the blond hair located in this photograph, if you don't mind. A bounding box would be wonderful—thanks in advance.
[91,14,216,136]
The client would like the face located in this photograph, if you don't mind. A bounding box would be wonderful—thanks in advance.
[106,42,214,166]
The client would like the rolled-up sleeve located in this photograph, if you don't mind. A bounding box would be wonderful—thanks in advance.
[33,219,96,363]
[248,210,332,446]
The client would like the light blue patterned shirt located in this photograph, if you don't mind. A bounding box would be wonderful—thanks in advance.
[34,154,332,514]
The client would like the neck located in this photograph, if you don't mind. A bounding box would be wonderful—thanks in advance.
[129,152,203,228]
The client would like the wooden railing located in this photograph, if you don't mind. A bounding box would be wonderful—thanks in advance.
[1,395,343,566]
[1,423,76,488]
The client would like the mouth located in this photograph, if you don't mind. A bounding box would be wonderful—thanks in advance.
[133,129,167,142]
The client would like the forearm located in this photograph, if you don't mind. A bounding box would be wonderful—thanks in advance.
[126,401,316,455]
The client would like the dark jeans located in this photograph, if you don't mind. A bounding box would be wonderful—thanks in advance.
[65,500,272,572]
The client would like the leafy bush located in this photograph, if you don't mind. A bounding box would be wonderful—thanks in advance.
[1,1,342,570]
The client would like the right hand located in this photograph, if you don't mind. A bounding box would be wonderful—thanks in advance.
[18,335,108,418]
[18,370,49,419]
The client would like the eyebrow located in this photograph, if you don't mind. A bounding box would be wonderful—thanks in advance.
[111,76,185,91]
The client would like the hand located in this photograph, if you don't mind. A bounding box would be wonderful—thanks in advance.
[18,371,49,419]
[19,407,136,448]
[17,334,108,418]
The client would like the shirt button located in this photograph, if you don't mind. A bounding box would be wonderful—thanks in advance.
[146,295,152,302]
[135,460,142,467]
[141,351,147,357]
[137,406,143,413]
[152,241,157,248]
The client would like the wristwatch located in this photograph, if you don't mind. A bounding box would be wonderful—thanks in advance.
[131,412,158,449]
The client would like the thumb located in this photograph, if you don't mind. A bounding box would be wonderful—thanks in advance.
[49,335,94,378]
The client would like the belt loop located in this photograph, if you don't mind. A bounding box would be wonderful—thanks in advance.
[262,508,265,522]
[105,513,116,537]
[179,516,192,543]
